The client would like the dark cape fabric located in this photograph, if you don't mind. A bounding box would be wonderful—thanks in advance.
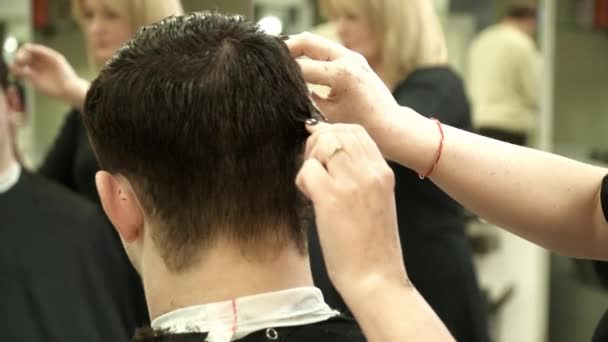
[591,175,608,342]
[0,171,148,341]
[131,316,365,342]
[310,67,490,342]
[39,109,100,204]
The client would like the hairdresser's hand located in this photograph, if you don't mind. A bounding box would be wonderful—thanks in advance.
[296,120,408,295]
[286,33,400,137]
[11,43,89,109]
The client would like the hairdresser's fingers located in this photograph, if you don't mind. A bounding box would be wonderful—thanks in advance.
[297,59,337,88]
[23,43,58,58]
[10,62,32,79]
[304,121,335,159]
[296,158,334,203]
[346,124,385,162]
[11,48,32,72]
[287,32,348,61]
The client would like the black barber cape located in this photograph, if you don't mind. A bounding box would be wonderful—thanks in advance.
[0,171,148,341]
[131,316,366,342]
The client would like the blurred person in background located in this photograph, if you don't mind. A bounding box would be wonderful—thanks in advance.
[8,0,182,336]
[11,0,183,204]
[0,55,146,342]
[468,4,540,146]
[310,1,490,341]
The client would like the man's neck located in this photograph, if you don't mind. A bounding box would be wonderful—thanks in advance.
[142,239,315,320]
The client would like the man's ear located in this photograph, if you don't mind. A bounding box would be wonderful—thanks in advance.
[95,171,145,242]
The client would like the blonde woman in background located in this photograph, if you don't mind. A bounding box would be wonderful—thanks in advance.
[12,0,183,204]
[311,1,490,341]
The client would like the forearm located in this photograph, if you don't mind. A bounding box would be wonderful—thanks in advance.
[341,276,454,342]
[376,107,608,260]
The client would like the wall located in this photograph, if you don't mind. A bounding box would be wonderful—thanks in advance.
[553,31,608,148]
[181,0,253,17]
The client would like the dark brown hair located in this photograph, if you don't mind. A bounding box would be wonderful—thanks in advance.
[83,12,313,272]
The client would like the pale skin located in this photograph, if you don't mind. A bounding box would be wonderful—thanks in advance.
[94,172,315,321]
[10,0,132,110]
[287,32,608,341]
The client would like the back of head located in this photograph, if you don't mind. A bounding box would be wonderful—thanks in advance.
[83,12,314,272]
[505,5,538,20]
[0,57,8,91]
[0,57,8,143]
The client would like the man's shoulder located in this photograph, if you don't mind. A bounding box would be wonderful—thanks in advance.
[17,170,95,214]
[274,317,366,341]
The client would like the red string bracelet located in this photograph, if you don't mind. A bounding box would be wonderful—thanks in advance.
[419,118,444,179]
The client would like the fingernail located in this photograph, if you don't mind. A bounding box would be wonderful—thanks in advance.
[279,35,290,41]
[305,118,319,126]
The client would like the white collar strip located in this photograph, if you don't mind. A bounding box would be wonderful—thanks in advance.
[0,162,21,194]
[151,287,339,342]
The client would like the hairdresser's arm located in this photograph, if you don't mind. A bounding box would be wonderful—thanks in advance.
[388,109,608,260]
[296,122,454,342]
[11,43,89,110]
[287,32,608,260]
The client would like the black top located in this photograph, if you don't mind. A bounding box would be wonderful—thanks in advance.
[39,110,100,204]
[0,171,148,341]
[309,67,490,342]
[592,175,608,341]
[131,316,365,342]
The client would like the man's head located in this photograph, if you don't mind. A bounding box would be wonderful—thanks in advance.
[0,57,22,168]
[0,58,9,146]
[505,5,538,36]
[83,12,314,273]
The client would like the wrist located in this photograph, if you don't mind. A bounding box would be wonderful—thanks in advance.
[63,77,89,110]
[379,107,440,173]
[336,271,413,305]
[364,104,402,155]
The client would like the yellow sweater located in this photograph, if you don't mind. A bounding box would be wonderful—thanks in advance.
[467,24,540,133]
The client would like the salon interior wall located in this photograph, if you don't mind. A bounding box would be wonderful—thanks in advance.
[552,1,608,150]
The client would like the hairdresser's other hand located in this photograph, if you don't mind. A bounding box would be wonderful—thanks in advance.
[11,43,89,109]
[286,32,400,134]
[296,120,408,295]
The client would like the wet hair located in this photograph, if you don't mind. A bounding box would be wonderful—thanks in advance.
[83,12,314,271]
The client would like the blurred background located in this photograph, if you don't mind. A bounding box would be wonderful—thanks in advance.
[1,1,607,341]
